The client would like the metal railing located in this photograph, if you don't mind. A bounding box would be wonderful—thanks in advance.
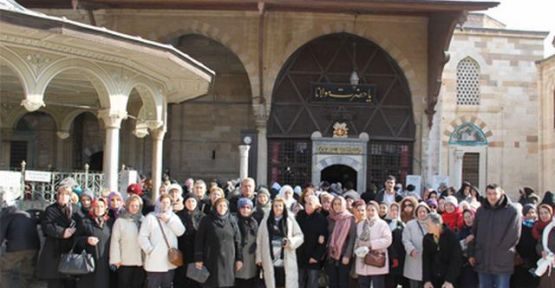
[19,161,104,209]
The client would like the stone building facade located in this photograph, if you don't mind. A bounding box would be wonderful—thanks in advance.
[537,45,555,195]
[429,14,549,197]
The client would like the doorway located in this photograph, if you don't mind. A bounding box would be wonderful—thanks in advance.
[89,151,103,172]
[321,164,357,190]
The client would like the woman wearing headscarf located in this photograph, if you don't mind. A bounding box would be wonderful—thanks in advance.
[279,185,300,215]
[353,201,392,288]
[326,196,357,288]
[455,181,472,203]
[511,204,540,288]
[296,195,328,288]
[77,189,95,221]
[256,197,304,288]
[457,209,479,288]
[422,213,462,288]
[110,194,145,288]
[195,197,243,288]
[537,216,555,288]
[168,184,184,213]
[442,196,464,232]
[37,185,79,288]
[385,202,407,288]
[253,188,272,224]
[533,204,553,241]
[174,193,204,288]
[138,194,186,288]
[108,191,125,219]
[235,198,259,288]
[75,198,113,288]
[402,202,431,288]
[400,197,418,224]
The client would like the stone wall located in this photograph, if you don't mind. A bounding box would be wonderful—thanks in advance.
[538,54,555,194]
[435,26,547,199]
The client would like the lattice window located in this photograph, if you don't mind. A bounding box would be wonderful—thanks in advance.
[456,57,480,105]
[268,139,311,186]
[367,141,412,190]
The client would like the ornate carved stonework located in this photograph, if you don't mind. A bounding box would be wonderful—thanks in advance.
[20,98,45,112]
[332,122,349,138]
[97,109,128,129]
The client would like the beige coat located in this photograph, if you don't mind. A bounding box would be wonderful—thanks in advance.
[256,215,304,288]
[109,216,144,266]
[354,218,392,276]
[138,212,185,272]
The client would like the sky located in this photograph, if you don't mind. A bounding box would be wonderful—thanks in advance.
[483,0,555,57]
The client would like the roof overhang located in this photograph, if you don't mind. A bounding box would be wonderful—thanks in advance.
[0,7,214,103]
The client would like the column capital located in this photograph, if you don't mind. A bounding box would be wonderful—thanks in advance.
[455,149,465,160]
[253,103,269,128]
[239,144,251,154]
[151,127,166,141]
[21,96,45,112]
[98,109,127,129]
[56,130,70,139]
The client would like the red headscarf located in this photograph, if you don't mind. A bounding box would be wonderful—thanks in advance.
[328,196,354,261]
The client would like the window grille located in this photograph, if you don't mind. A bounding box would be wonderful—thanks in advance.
[456,57,480,105]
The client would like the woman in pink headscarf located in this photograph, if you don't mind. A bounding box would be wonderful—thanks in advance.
[327,196,356,288]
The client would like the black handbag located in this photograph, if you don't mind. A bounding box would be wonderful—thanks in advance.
[186,263,210,283]
[58,243,96,276]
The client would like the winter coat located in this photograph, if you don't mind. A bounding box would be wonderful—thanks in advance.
[37,203,79,280]
[0,206,40,252]
[327,216,357,260]
[235,214,259,280]
[457,225,479,288]
[470,194,521,274]
[375,189,403,205]
[538,227,555,288]
[109,215,144,266]
[256,215,304,288]
[296,209,328,270]
[442,207,464,232]
[354,218,392,276]
[194,212,243,288]
[386,219,406,276]
[402,218,428,281]
[176,209,203,264]
[138,212,185,272]
[422,227,462,286]
[75,215,113,288]
[512,223,540,288]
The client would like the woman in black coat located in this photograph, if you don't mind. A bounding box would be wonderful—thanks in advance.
[457,209,478,288]
[384,202,407,288]
[175,193,205,288]
[195,197,243,288]
[37,186,79,288]
[75,198,113,288]
[511,204,540,288]
[296,195,328,288]
[422,213,462,288]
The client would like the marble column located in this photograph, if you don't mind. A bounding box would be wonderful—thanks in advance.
[99,110,126,192]
[151,127,165,201]
[454,149,465,190]
[239,144,250,180]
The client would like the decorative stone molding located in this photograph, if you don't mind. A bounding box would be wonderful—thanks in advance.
[56,130,70,139]
[20,97,45,112]
[97,109,127,129]
[145,120,164,130]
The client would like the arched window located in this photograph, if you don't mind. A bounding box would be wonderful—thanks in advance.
[456,57,480,105]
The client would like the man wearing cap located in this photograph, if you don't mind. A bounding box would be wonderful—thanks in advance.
[469,184,521,288]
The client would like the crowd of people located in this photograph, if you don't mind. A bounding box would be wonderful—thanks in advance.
[1,175,555,288]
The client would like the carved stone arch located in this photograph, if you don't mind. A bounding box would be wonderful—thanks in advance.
[316,155,363,171]
[59,109,92,134]
[159,26,259,99]
[9,106,59,130]
[443,115,493,142]
[35,58,114,109]
[0,46,35,97]
[123,75,164,123]
[451,53,486,72]
[267,28,420,110]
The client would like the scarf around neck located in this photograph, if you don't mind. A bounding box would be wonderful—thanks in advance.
[328,209,353,260]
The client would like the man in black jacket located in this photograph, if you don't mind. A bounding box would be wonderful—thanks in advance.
[0,192,41,288]
[375,175,403,205]
[469,184,521,288]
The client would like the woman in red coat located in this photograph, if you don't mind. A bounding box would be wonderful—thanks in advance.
[441,196,464,232]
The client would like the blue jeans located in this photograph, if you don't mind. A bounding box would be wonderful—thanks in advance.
[478,272,511,288]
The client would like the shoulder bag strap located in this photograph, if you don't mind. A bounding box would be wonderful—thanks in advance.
[416,221,425,236]
[156,216,171,249]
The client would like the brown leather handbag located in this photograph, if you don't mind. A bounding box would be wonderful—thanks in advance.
[364,250,386,268]
[156,217,184,267]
